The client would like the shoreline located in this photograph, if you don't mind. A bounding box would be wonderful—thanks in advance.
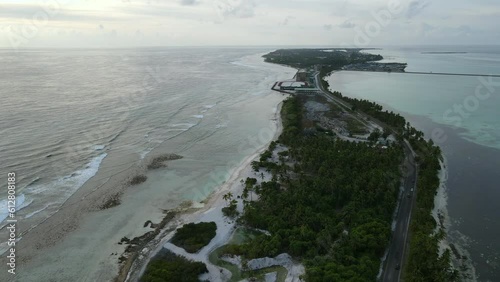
[432,157,453,261]
[433,157,478,281]
[4,51,297,282]
[126,99,287,281]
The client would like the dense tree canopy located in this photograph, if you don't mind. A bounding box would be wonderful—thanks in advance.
[141,251,208,282]
[238,97,404,281]
[171,222,217,253]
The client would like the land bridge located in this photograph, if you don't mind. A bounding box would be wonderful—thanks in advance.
[343,70,500,78]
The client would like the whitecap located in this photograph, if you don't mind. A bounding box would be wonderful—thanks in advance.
[0,237,21,256]
[22,177,41,189]
[94,145,105,151]
[140,149,153,160]
[204,104,216,109]
[24,204,49,219]
[0,194,30,224]
[25,153,107,199]
[192,115,204,119]
[0,153,107,230]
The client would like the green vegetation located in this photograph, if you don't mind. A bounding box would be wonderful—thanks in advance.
[222,192,239,218]
[208,227,288,282]
[263,49,382,73]
[403,129,459,281]
[209,245,288,282]
[344,116,368,135]
[171,222,217,253]
[326,89,407,130]
[238,97,404,281]
[141,250,208,282]
[320,71,458,281]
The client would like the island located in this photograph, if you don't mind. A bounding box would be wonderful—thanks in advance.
[136,49,459,282]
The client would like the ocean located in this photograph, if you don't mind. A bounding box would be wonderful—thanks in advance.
[2,46,498,281]
[327,45,500,281]
[0,47,294,281]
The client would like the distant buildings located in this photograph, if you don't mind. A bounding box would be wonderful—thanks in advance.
[273,69,320,95]
[278,81,307,90]
[296,69,308,82]
[295,88,320,95]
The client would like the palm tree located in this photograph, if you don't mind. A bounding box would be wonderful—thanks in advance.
[242,188,249,200]
[223,192,233,202]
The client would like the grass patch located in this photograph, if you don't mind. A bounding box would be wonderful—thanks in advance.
[344,116,368,135]
[208,245,288,282]
[141,250,208,282]
[171,222,217,253]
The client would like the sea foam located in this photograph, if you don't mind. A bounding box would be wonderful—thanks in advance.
[0,194,27,224]
[23,153,107,212]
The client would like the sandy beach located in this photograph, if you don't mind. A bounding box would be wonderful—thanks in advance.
[4,93,294,282]
[0,50,297,282]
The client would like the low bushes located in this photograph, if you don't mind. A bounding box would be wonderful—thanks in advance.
[171,222,217,253]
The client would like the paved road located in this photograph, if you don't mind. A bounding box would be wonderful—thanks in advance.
[382,142,417,282]
[313,71,418,282]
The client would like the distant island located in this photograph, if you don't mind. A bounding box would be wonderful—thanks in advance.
[263,48,407,73]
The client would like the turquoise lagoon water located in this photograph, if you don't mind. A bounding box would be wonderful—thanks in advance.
[328,46,500,281]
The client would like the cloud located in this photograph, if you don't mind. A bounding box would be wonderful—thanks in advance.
[338,20,355,29]
[407,0,430,19]
[418,22,436,36]
[0,3,120,22]
[457,25,472,36]
[180,0,198,6]
[214,0,257,19]
[282,16,295,26]
[1,0,499,47]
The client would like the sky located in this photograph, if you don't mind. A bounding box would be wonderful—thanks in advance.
[0,0,499,48]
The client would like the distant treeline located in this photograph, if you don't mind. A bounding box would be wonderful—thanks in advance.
[325,87,407,130]
[263,49,382,72]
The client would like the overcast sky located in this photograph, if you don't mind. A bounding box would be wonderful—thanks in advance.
[1,0,499,48]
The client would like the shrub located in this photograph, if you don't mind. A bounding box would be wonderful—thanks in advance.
[171,222,217,253]
[222,199,239,218]
[141,250,208,282]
